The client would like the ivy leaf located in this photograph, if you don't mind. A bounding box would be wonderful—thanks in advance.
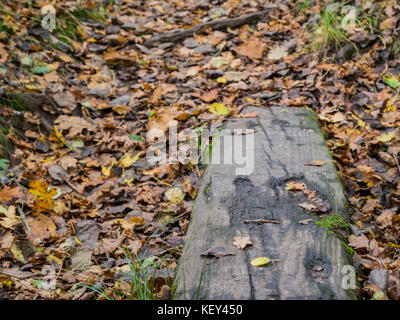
[0,159,9,170]
[129,134,142,142]
[384,75,400,90]
[31,65,51,75]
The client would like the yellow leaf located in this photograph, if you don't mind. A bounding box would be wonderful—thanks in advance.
[129,216,144,226]
[47,254,62,265]
[357,119,368,129]
[250,256,279,267]
[28,180,57,215]
[216,76,227,83]
[41,156,56,163]
[245,97,257,104]
[250,257,270,266]
[77,25,86,39]
[10,244,25,263]
[119,152,141,168]
[165,187,185,204]
[124,177,134,184]
[377,132,395,143]
[208,103,230,116]
[54,126,66,145]
[101,163,114,176]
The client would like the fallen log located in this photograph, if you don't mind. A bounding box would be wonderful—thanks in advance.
[174,106,357,300]
[143,6,277,47]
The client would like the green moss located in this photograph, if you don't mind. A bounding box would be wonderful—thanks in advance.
[340,239,354,256]
[316,213,354,256]
[204,184,210,196]
[315,213,350,233]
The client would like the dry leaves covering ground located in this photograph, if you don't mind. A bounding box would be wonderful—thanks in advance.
[0,0,399,300]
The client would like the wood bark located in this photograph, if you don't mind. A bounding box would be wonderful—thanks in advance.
[174,106,356,300]
[144,7,277,46]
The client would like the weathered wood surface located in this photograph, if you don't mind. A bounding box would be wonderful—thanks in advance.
[175,106,355,300]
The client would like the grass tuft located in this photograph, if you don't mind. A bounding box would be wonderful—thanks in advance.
[83,250,174,300]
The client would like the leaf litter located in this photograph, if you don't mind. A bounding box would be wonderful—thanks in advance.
[0,0,399,300]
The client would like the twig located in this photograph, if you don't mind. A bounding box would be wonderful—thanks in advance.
[17,206,31,234]
[244,219,279,224]
[144,6,277,46]
[391,152,400,174]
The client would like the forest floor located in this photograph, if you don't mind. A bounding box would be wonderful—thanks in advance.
[0,0,399,300]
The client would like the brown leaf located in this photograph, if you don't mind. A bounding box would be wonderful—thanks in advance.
[304,160,327,166]
[27,214,58,246]
[147,108,178,133]
[232,236,253,250]
[235,38,266,60]
[285,181,306,191]
[299,202,318,212]
[150,84,177,103]
[201,246,235,258]
[376,209,393,227]
[0,187,24,202]
[200,89,218,102]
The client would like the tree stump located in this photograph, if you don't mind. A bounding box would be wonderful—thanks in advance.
[174,106,356,300]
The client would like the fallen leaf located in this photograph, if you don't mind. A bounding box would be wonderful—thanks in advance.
[299,218,313,225]
[232,236,253,250]
[304,160,327,166]
[119,152,141,168]
[285,181,306,191]
[69,246,92,271]
[299,202,318,211]
[0,187,24,202]
[250,257,279,267]
[377,132,395,143]
[165,187,185,204]
[27,214,57,246]
[208,103,230,116]
[235,38,266,60]
[201,246,235,258]
[200,89,219,102]
[0,205,20,229]
[267,46,288,60]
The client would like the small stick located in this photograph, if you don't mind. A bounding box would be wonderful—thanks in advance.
[17,206,31,234]
[244,219,279,224]
[144,6,277,46]
[391,152,400,174]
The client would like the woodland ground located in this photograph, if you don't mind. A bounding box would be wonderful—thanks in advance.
[0,0,399,300]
